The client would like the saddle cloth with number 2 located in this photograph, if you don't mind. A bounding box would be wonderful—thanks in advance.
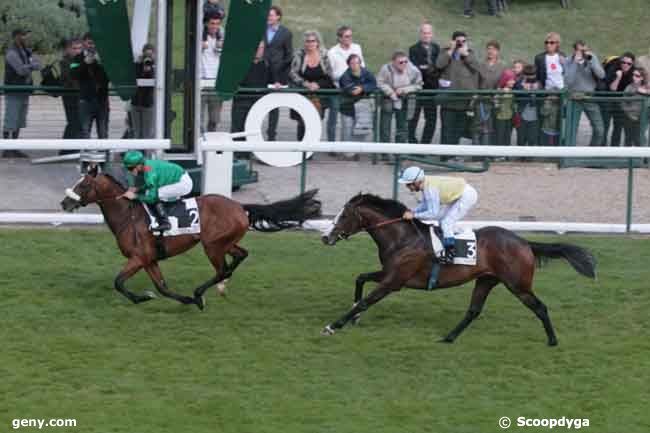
[144,198,201,237]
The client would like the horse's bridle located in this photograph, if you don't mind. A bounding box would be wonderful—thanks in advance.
[334,204,403,241]
[66,178,135,238]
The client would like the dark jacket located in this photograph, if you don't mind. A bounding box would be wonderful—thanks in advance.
[72,54,110,103]
[263,25,293,85]
[60,55,80,90]
[409,41,440,89]
[203,0,225,19]
[339,67,377,116]
[240,59,270,88]
[133,59,155,108]
[604,59,635,92]
[4,43,37,85]
[534,51,567,89]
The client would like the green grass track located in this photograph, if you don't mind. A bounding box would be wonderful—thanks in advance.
[0,229,647,432]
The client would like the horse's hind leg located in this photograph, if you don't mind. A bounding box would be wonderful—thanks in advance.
[441,276,499,343]
[511,289,558,346]
[114,258,156,304]
[352,271,384,325]
[145,263,195,305]
[225,244,248,275]
[192,245,228,310]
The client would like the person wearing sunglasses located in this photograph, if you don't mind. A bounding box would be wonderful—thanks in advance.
[621,67,649,146]
[564,40,606,146]
[377,51,423,147]
[534,32,566,91]
[603,52,637,146]
[435,31,480,147]
[288,30,335,140]
[533,33,566,146]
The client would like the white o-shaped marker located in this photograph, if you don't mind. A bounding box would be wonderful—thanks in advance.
[244,93,322,167]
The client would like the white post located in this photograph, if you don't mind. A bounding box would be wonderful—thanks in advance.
[202,133,233,197]
[195,0,204,158]
[154,0,167,158]
[131,0,153,59]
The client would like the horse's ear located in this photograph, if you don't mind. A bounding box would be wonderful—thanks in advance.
[87,163,99,178]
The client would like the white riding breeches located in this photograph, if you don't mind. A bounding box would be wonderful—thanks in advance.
[438,185,478,239]
[158,173,193,202]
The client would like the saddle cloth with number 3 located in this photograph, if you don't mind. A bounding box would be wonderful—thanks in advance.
[144,198,201,237]
[422,221,478,266]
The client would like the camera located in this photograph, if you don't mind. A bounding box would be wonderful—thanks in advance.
[143,56,154,66]
[456,40,464,49]
[584,52,593,61]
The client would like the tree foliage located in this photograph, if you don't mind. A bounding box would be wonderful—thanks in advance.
[0,0,87,53]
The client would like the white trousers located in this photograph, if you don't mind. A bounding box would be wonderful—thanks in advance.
[438,185,478,239]
[158,173,193,202]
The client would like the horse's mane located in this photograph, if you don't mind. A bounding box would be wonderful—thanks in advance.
[350,193,408,218]
[99,171,128,192]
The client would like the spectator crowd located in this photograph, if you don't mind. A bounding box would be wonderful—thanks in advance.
[3,1,650,160]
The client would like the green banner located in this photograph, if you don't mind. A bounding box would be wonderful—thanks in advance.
[216,0,271,100]
[84,0,136,101]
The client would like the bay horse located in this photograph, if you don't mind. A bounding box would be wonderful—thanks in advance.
[321,194,597,346]
[61,165,321,309]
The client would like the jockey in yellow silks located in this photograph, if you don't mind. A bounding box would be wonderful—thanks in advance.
[399,166,478,262]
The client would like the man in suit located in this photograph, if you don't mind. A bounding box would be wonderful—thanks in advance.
[263,5,293,141]
[408,22,440,144]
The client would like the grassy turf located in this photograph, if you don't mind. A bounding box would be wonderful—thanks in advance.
[0,229,647,432]
[232,0,650,72]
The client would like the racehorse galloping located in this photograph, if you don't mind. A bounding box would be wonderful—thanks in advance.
[321,194,597,346]
[61,165,321,309]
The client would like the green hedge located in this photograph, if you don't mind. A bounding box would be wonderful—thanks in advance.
[0,0,87,53]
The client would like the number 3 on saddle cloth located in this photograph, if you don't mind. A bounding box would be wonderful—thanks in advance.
[144,198,201,237]
[421,220,478,290]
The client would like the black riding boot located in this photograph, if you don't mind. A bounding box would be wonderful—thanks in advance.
[151,202,171,232]
[442,244,456,264]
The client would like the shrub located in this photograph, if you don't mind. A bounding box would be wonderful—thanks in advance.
[0,0,87,54]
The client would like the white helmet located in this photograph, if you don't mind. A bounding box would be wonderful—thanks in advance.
[398,166,425,184]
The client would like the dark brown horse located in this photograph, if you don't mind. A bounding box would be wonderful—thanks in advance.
[61,165,321,309]
[321,194,596,345]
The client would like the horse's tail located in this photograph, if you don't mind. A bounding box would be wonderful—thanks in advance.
[528,241,597,279]
[243,189,322,232]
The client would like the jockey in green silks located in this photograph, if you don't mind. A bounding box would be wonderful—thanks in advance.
[120,150,194,232]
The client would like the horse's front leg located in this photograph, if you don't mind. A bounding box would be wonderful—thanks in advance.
[114,258,157,304]
[352,271,384,325]
[145,263,196,306]
[323,269,404,335]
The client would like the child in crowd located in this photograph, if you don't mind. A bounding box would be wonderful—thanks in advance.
[512,59,525,80]
[621,67,650,146]
[494,69,517,146]
[514,64,541,146]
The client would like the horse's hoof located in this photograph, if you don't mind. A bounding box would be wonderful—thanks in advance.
[321,325,336,336]
[438,337,454,344]
[548,339,558,347]
[216,281,227,297]
[195,296,205,311]
[144,290,157,299]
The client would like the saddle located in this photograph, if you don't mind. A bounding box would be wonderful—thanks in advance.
[144,198,201,237]
[420,220,478,266]
[420,221,479,290]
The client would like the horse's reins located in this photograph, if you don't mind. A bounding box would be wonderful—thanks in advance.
[365,217,403,230]
[365,216,428,246]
